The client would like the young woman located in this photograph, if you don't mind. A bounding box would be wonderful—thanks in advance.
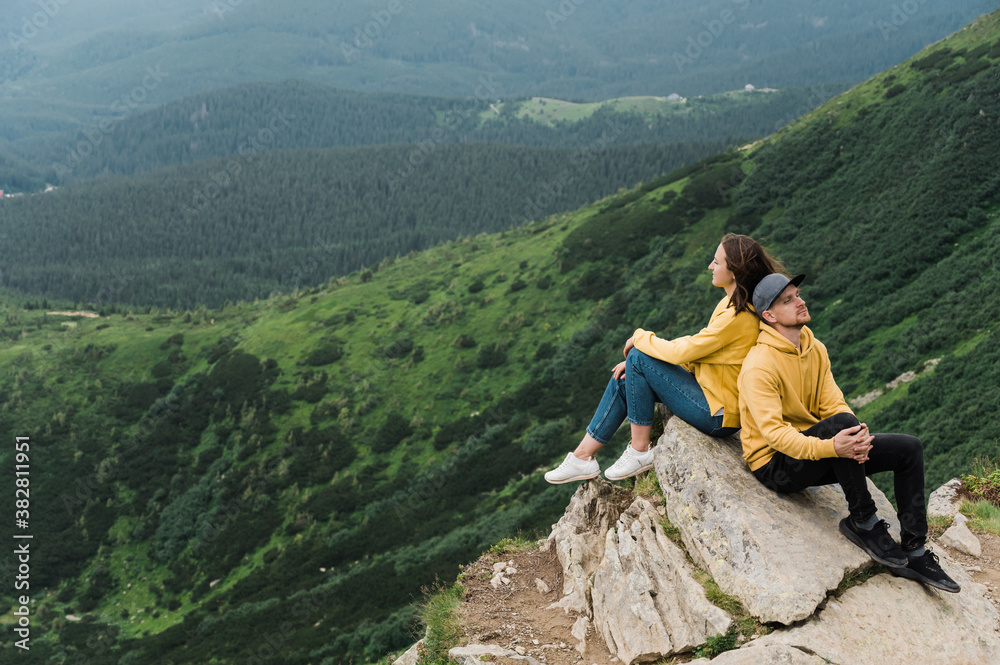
[545,234,783,483]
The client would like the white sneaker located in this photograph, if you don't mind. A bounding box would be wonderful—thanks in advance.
[604,445,654,481]
[544,452,600,484]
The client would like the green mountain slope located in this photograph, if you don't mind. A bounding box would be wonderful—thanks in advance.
[3,9,1000,665]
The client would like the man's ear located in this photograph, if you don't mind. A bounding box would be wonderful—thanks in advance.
[762,310,776,324]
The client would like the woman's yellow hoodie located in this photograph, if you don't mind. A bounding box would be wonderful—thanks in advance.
[632,296,759,429]
[737,323,853,471]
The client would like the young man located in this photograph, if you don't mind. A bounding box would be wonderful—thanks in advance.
[737,273,959,593]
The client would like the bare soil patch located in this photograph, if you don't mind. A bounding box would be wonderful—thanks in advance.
[935,529,1000,612]
[458,544,619,665]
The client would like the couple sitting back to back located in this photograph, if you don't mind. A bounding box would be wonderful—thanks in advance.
[544,234,959,594]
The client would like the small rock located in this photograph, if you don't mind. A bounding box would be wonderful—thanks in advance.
[571,616,591,655]
[532,639,539,645]
[501,576,511,585]
[392,640,424,665]
[535,578,551,594]
[515,646,527,656]
[927,478,963,519]
[493,562,508,573]
[940,522,983,557]
[954,513,969,525]
[491,575,503,589]
[506,566,518,575]
[964,565,983,572]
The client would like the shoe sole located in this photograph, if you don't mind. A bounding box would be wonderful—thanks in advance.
[838,519,907,568]
[888,565,961,593]
[604,463,653,482]
[544,470,601,485]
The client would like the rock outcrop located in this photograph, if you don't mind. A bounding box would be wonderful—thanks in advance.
[591,498,732,662]
[652,418,899,625]
[544,477,633,616]
[446,416,1000,665]
[753,563,999,665]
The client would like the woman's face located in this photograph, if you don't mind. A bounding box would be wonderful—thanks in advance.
[709,243,736,290]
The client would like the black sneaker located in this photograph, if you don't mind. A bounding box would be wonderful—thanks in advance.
[889,550,961,593]
[839,517,908,567]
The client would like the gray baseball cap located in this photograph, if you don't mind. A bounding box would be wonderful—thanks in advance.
[753,273,805,318]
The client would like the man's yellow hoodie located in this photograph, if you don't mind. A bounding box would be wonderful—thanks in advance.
[737,323,853,471]
[632,296,759,429]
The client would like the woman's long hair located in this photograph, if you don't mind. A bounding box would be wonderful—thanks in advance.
[721,234,785,314]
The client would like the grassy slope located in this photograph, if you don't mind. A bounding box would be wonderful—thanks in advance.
[498,90,777,126]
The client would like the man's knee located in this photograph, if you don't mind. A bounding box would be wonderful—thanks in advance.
[828,412,860,429]
[896,434,924,463]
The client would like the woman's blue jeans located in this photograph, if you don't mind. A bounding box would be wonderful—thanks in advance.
[586,348,737,444]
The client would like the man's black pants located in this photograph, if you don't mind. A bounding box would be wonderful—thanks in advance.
[751,412,927,549]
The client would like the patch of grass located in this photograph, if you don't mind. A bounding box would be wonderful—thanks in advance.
[416,582,465,665]
[633,471,662,500]
[833,566,883,598]
[927,514,952,540]
[960,500,1000,536]
[658,515,683,545]
[488,536,537,557]
[693,625,739,659]
[695,571,770,642]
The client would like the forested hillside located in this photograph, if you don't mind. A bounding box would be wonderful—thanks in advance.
[0,141,732,307]
[19,80,845,185]
[1,0,995,145]
[2,9,1000,665]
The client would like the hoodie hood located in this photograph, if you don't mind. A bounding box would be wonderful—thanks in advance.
[756,321,815,356]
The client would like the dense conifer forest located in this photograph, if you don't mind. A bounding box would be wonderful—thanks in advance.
[0,141,734,307]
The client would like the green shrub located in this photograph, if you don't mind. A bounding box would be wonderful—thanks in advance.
[694,626,738,659]
[305,344,343,366]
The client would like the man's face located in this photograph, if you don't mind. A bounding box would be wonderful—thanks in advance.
[764,284,810,328]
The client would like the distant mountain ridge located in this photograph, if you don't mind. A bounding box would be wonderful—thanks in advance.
[1,0,996,145]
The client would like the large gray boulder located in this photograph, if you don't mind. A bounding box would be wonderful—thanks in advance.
[545,477,633,616]
[754,560,1000,665]
[592,498,732,663]
[652,417,899,625]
